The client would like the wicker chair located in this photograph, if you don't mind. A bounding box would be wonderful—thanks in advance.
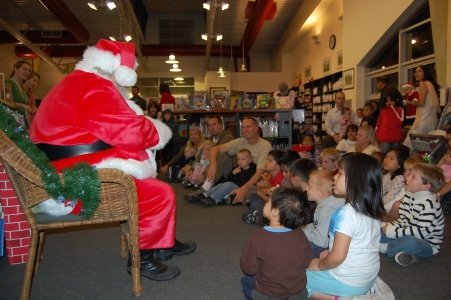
[0,130,142,299]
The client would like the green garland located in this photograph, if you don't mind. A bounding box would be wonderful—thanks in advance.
[0,104,100,219]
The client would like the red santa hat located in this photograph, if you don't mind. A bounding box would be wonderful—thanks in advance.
[76,39,137,87]
[401,82,414,89]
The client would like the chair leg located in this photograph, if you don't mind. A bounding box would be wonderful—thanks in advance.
[130,242,143,297]
[20,229,40,300]
[35,231,46,271]
[120,225,128,258]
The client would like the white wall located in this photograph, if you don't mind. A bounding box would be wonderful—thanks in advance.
[290,0,343,85]
[343,0,414,108]
[205,53,293,93]
[0,44,71,99]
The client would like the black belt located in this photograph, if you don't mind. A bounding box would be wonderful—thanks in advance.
[37,140,113,161]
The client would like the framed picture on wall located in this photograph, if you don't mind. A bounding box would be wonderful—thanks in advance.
[337,50,343,69]
[343,68,354,89]
[323,56,331,74]
[304,65,311,81]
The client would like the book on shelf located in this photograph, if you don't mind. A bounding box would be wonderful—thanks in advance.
[241,96,254,110]
[275,96,290,109]
[256,94,271,109]
[190,91,209,110]
[211,90,229,110]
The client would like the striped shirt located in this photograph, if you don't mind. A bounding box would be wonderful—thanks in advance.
[385,191,444,254]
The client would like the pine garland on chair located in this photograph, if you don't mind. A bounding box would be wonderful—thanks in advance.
[0,105,100,219]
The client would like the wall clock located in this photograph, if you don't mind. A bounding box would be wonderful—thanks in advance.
[329,34,336,50]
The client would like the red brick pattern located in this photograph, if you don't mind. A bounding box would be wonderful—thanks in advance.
[0,162,30,265]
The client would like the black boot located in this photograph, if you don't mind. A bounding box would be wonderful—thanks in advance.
[127,250,180,281]
[155,240,197,261]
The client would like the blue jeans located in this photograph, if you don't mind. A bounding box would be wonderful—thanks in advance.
[205,181,238,204]
[241,275,255,300]
[380,232,433,257]
[379,142,399,154]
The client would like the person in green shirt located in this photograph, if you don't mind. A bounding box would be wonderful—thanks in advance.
[2,61,33,127]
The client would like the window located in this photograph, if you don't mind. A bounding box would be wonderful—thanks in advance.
[365,2,434,101]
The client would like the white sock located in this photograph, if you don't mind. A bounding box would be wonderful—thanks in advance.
[379,243,388,254]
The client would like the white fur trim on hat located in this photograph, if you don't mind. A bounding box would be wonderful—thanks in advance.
[75,45,137,87]
[114,65,137,87]
[75,45,120,75]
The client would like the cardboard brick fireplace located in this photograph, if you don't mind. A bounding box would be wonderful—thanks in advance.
[0,162,30,264]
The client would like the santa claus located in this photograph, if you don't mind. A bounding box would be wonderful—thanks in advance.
[30,39,196,281]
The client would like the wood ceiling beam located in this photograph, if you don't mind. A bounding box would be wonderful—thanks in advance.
[38,0,90,43]
[240,0,277,57]
[0,18,65,74]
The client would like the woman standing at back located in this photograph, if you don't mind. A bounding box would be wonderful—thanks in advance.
[22,71,41,123]
[159,82,175,111]
[2,61,32,127]
[403,65,440,149]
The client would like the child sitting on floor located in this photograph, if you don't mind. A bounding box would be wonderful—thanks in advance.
[382,147,409,213]
[304,170,345,258]
[168,144,196,182]
[241,150,285,225]
[336,124,358,153]
[183,139,214,188]
[291,134,321,167]
[381,163,445,267]
[240,187,313,300]
[307,153,385,298]
[338,107,352,140]
[185,148,256,206]
[319,147,339,174]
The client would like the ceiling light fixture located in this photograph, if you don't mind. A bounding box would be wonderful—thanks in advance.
[174,77,184,81]
[202,1,229,11]
[87,1,117,11]
[165,5,180,65]
[240,41,247,72]
[165,53,179,64]
[201,33,223,41]
[170,63,181,72]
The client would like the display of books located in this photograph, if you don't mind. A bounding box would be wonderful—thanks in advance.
[256,94,271,109]
[211,90,229,110]
[228,91,245,109]
[241,96,254,110]
[275,96,290,109]
[190,91,209,110]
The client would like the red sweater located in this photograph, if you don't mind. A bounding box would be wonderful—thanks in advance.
[159,91,175,111]
[376,106,404,143]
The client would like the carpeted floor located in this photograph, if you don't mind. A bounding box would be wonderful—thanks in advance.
[1,182,450,300]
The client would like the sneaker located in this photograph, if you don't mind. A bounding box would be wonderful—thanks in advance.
[363,276,395,300]
[379,243,388,254]
[201,197,216,206]
[184,189,206,203]
[242,210,259,225]
[394,252,417,267]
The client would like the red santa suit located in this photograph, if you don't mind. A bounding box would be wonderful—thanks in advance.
[30,40,175,250]
[402,82,418,126]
